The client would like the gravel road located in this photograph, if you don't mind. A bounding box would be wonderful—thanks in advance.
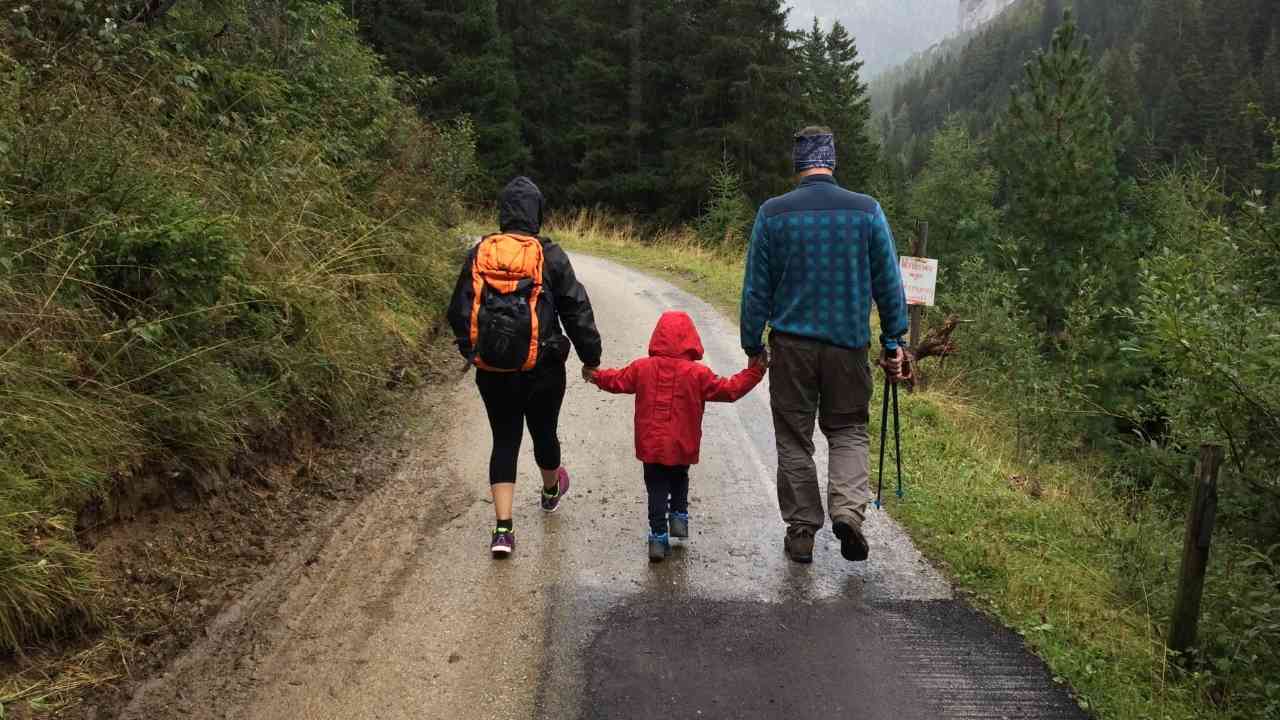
[119,254,1084,720]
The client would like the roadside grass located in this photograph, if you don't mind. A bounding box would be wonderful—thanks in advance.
[548,211,745,312]
[548,211,1229,720]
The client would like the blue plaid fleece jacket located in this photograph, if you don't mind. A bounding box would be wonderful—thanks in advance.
[740,175,910,356]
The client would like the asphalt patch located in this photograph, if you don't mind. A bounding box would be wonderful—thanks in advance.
[581,597,1088,720]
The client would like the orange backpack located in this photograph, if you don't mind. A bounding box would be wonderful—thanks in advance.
[468,233,545,372]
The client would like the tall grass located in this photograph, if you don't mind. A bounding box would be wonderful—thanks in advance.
[0,3,474,653]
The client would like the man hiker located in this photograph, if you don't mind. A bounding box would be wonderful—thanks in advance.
[739,126,910,564]
[447,176,603,557]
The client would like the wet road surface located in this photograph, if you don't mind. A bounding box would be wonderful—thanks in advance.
[120,254,1085,720]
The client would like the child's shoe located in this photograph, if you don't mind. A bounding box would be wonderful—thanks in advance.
[668,512,689,539]
[648,532,670,562]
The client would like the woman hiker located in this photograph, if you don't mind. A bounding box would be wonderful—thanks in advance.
[447,176,603,557]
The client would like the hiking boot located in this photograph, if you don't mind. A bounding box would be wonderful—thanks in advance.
[648,532,670,562]
[668,511,689,539]
[832,520,869,562]
[784,528,815,564]
[541,467,570,513]
[491,529,515,558]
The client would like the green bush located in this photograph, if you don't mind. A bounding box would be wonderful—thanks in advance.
[1123,167,1280,535]
[1199,545,1280,716]
[906,118,1002,260]
[930,255,1081,461]
[0,1,475,653]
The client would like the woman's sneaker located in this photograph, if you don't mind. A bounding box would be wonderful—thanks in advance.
[668,512,689,539]
[491,528,515,558]
[648,532,670,562]
[541,467,571,513]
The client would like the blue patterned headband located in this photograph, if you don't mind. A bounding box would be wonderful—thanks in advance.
[794,133,837,173]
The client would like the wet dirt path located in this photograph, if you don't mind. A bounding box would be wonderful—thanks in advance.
[119,254,1084,720]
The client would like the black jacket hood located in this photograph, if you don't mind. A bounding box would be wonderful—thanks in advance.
[498,176,544,235]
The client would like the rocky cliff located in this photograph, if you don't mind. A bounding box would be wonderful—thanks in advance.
[958,0,1019,32]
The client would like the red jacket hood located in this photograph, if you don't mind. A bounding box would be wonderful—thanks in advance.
[648,311,704,361]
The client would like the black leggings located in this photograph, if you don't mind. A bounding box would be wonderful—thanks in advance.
[476,363,567,485]
[643,463,690,534]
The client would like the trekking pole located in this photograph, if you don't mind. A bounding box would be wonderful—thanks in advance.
[876,374,890,510]
[893,380,904,499]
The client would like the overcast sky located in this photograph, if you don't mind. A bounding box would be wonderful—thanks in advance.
[785,0,960,77]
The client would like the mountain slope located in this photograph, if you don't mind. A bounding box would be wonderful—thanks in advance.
[875,0,1280,191]
[959,0,1020,31]
[786,0,958,77]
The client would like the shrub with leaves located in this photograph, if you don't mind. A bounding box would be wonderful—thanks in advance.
[930,255,1079,461]
[1124,167,1280,536]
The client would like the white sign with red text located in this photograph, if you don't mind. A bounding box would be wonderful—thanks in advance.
[900,257,938,307]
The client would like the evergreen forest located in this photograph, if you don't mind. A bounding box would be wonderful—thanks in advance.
[356,0,876,220]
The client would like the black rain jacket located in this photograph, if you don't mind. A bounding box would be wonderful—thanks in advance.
[447,177,603,368]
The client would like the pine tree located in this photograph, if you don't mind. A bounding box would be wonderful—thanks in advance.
[799,20,877,191]
[695,153,755,247]
[995,12,1122,336]
[1173,53,1209,151]
[1206,44,1244,134]
[1214,74,1265,190]
[565,0,637,208]
[498,0,581,198]
[1100,46,1139,125]
[1099,46,1140,175]
[1264,31,1280,118]
[665,0,803,217]
[1040,0,1064,47]
[357,0,527,191]
[1137,0,1200,107]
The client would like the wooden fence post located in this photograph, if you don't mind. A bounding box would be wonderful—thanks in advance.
[1168,444,1224,658]
[908,222,928,391]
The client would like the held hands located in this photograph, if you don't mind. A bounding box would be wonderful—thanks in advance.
[877,347,913,385]
[748,350,770,372]
[582,365,599,384]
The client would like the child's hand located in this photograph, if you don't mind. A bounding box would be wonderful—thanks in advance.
[582,365,599,384]
[748,351,770,372]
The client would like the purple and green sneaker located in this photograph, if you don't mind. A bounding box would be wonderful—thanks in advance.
[540,467,570,513]
[491,528,515,558]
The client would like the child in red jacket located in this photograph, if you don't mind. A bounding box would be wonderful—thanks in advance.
[587,311,765,562]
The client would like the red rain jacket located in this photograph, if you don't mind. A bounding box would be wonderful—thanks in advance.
[593,311,764,466]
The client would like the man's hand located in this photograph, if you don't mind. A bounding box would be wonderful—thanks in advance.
[748,350,770,372]
[582,365,599,384]
[460,357,474,375]
[878,347,912,384]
